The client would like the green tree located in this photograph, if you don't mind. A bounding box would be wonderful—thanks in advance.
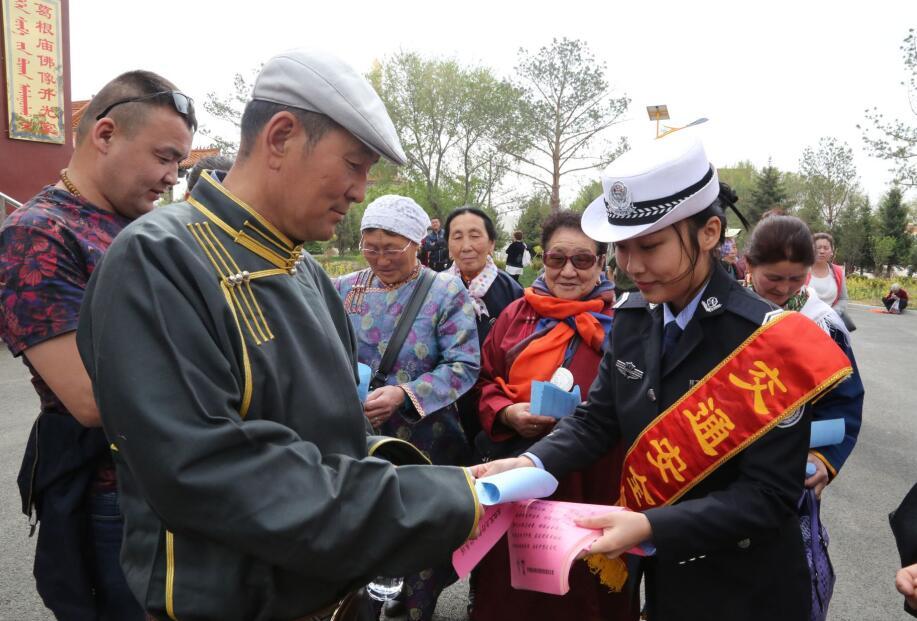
[568,179,602,213]
[860,29,917,189]
[877,185,912,268]
[834,195,875,273]
[747,163,788,223]
[370,53,525,219]
[908,244,917,274]
[717,161,757,230]
[506,38,629,211]
[873,235,897,275]
[515,193,552,247]
[200,68,260,155]
[453,68,528,211]
[798,137,858,230]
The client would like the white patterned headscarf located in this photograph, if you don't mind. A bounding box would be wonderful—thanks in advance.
[360,195,431,244]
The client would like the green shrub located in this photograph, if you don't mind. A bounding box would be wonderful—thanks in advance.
[317,258,364,277]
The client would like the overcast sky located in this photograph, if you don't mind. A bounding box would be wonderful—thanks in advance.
[70,1,916,204]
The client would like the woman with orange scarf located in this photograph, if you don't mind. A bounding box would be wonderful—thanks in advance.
[471,211,638,621]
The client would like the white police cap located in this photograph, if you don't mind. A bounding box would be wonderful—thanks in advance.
[582,134,719,243]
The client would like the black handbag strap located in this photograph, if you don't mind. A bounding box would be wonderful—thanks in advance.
[370,268,436,390]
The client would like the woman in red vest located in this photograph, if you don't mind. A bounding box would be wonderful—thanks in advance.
[807,232,854,330]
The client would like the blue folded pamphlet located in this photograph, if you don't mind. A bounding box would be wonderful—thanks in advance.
[806,418,845,476]
[475,467,559,506]
[357,363,372,402]
[530,381,582,419]
[809,418,845,449]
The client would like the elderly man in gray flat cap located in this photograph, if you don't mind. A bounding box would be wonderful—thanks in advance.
[76,49,482,621]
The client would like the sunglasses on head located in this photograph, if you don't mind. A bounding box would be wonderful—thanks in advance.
[543,251,602,270]
[95,90,196,131]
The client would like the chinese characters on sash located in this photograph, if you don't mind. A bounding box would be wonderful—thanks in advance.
[619,312,853,511]
[3,0,64,143]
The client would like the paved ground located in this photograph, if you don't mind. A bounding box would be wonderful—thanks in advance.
[0,304,915,620]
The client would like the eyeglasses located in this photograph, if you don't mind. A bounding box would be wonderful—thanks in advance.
[543,251,602,270]
[359,239,414,258]
[95,90,197,131]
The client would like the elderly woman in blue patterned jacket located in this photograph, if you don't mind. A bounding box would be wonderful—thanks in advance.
[334,194,479,621]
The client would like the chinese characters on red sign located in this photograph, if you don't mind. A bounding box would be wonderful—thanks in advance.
[3,0,64,143]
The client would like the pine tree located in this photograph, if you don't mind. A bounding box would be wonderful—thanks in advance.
[877,186,912,268]
[748,163,787,223]
[835,196,874,272]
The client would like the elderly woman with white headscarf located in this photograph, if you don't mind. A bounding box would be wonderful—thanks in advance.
[334,195,480,620]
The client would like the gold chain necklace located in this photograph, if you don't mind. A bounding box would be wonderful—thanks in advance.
[59,169,82,198]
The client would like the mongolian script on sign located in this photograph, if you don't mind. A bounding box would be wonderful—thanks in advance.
[2,0,65,142]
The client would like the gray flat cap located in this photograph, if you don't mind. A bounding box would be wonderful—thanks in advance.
[252,48,406,165]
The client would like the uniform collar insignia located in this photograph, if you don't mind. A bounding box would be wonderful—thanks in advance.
[701,296,722,313]
[616,360,644,380]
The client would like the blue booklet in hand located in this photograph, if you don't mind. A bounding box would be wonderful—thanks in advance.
[530,381,581,419]
[357,363,372,402]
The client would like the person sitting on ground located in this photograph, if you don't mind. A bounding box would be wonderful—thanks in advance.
[883,283,909,314]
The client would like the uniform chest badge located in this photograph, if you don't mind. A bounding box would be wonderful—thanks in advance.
[701,296,722,313]
[616,360,644,380]
[777,405,805,428]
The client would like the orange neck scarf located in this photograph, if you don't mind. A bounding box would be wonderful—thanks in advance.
[495,288,608,403]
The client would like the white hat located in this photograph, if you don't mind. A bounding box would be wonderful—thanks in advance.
[252,48,406,165]
[582,135,719,243]
[724,227,742,238]
[361,195,431,245]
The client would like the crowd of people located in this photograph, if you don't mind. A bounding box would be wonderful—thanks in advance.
[0,47,913,621]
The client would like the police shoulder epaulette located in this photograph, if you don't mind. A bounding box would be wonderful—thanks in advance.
[726,285,781,326]
[613,290,648,310]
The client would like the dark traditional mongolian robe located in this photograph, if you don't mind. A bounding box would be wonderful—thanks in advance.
[77,171,479,621]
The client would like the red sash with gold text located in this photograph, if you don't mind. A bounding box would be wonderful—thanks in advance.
[586,311,852,591]
[619,310,852,510]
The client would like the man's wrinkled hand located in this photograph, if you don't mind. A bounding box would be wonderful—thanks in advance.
[469,456,534,480]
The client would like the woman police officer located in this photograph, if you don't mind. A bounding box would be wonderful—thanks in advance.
[472,135,853,621]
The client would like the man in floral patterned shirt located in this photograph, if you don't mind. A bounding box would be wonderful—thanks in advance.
[0,70,195,620]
